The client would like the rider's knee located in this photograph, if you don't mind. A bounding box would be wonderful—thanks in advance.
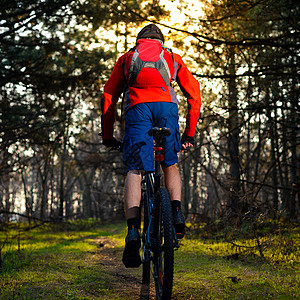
[127,169,145,176]
[162,164,177,172]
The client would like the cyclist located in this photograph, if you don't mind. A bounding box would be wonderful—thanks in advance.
[101,24,201,268]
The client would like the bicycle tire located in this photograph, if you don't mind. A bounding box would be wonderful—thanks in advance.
[142,190,151,284]
[153,187,174,300]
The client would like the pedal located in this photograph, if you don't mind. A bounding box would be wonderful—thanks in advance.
[176,232,184,240]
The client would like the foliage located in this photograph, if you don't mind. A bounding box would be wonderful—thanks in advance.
[0,0,299,226]
[187,217,300,267]
[0,0,170,222]
[174,0,300,222]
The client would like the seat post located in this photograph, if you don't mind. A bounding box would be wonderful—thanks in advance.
[148,127,172,192]
[154,160,161,191]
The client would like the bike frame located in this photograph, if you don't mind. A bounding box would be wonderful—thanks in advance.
[142,138,179,266]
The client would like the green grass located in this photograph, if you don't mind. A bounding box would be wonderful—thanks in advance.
[0,221,127,299]
[173,237,299,299]
[0,220,299,299]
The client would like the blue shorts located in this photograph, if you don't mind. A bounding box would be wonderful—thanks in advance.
[123,102,181,172]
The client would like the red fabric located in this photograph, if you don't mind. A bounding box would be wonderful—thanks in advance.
[173,53,201,137]
[136,38,161,60]
[101,39,201,140]
[101,57,125,139]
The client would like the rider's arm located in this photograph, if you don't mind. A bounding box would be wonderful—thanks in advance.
[173,53,201,139]
[101,54,126,140]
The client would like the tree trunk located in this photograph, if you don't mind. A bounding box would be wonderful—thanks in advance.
[227,45,241,219]
[59,136,68,220]
[180,154,191,218]
[289,79,299,219]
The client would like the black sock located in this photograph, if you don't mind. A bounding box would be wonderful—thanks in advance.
[171,200,181,211]
[127,217,140,229]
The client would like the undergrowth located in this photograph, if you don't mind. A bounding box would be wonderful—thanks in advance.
[186,216,299,267]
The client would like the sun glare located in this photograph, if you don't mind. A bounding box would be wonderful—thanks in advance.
[161,0,205,24]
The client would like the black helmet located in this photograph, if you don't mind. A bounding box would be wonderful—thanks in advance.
[136,24,164,43]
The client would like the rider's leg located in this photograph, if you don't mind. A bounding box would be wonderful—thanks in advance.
[162,164,182,201]
[124,169,143,220]
[162,164,186,238]
[122,169,143,268]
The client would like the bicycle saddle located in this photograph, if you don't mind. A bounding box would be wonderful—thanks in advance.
[148,127,172,138]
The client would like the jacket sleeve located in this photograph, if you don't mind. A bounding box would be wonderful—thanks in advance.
[101,54,126,140]
[173,53,201,137]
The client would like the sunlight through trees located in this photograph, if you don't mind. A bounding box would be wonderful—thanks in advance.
[0,0,299,225]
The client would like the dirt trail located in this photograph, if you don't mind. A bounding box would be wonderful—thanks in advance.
[92,237,159,300]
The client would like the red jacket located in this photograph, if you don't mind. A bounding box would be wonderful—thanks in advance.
[101,39,201,140]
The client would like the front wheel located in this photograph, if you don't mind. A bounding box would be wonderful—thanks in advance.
[153,187,174,300]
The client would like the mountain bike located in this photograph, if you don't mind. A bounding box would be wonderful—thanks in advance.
[140,127,180,300]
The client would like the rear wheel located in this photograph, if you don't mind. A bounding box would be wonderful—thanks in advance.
[152,187,174,300]
[142,190,150,284]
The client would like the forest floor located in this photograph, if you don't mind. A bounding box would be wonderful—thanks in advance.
[0,220,299,299]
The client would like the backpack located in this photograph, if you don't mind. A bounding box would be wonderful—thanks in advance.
[123,39,175,88]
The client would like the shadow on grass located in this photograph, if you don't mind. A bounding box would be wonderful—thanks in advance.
[140,283,151,300]
[0,222,125,275]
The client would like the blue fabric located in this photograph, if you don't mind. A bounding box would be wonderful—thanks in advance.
[123,102,181,172]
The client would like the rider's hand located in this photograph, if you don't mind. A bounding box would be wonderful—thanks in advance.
[181,133,194,152]
[103,137,122,150]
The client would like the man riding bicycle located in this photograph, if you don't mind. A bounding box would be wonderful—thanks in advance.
[101,24,201,268]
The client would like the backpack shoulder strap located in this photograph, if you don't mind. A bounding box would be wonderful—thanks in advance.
[128,48,145,86]
[155,48,173,86]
